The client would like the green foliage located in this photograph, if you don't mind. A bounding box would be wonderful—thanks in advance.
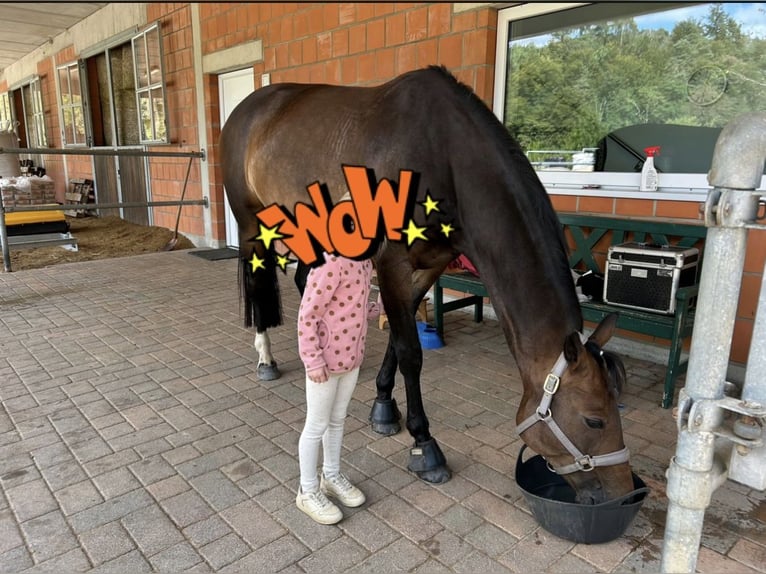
[505,4,766,156]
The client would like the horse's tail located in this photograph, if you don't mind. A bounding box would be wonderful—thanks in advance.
[238,245,283,331]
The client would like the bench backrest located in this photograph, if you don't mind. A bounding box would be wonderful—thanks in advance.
[558,213,708,274]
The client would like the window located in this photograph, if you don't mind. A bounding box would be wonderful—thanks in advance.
[23,78,47,148]
[132,23,168,143]
[58,62,87,146]
[0,92,12,126]
[494,2,766,198]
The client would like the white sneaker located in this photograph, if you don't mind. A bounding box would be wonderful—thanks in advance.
[321,472,366,508]
[296,488,342,525]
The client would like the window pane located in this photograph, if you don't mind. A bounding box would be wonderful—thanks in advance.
[146,27,162,87]
[73,107,86,144]
[58,68,69,102]
[63,108,74,144]
[133,35,148,89]
[138,90,152,140]
[151,87,165,141]
[69,65,81,103]
[505,3,766,174]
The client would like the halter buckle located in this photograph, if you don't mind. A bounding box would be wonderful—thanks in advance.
[543,373,560,395]
[577,455,595,471]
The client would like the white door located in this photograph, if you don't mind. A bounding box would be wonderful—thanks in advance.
[219,68,255,248]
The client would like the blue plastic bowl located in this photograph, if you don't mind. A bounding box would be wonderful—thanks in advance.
[417,322,444,349]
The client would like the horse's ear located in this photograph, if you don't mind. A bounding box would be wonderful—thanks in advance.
[563,331,585,363]
[588,313,618,348]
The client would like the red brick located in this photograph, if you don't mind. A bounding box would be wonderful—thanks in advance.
[463,29,490,66]
[395,43,418,75]
[375,3,395,17]
[326,59,342,84]
[317,31,332,60]
[655,200,703,220]
[275,43,289,69]
[615,198,654,217]
[339,3,355,25]
[294,11,309,38]
[428,4,451,37]
[349,23,366,54]
[341,56,358,84]
[452,10,476,32]
[376,48,396,80]
[307,6,324,35]
[302,37,317,64]
[551,195,578,213]
[280,17,293,42]
[358,53,376,83]
[289,40,302,67]
[579,197,615,214]
[309,62,326,83]
[332,29,349,57]
[367,19,385,50]
[323,3,339,29]
[405,7,428,42]
[438,34,462,69]
[386,13,406,46]
[356,3,375,22]
[744,229,766,273]
[416,38,438,68]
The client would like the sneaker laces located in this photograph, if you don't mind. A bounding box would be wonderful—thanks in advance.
[307,490,332,509]
[328,473,354,493]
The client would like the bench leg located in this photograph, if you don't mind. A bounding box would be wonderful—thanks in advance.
[474,299,483,323]
[663,335,687,409]
[434,283,444,335]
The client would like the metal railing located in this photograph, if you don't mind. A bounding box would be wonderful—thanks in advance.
[0,146,208,272]
[661,113,766,572]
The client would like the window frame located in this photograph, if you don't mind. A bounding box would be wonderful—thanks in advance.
[132,22,169,144]
[493,2,766,200]
[57,62,88,147]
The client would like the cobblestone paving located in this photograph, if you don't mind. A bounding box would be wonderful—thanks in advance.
[0,250,763,573]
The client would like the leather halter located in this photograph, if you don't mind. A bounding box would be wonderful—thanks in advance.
[516,333,630,475]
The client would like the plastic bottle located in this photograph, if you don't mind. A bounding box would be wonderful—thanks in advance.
[640,146,660,191]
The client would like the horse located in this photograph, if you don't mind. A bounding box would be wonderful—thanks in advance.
[220,66,634,504]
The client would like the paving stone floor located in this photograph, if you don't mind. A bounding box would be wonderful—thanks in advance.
[0,250,763,573]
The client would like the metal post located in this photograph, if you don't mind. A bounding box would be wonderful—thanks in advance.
[661,113,766,573]
[728,255,766,489]
[0,191,10,272]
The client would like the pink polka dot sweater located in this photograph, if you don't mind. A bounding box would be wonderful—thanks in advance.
[298,254,380,374]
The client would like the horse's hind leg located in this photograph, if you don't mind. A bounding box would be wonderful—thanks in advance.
[238,226,282,381]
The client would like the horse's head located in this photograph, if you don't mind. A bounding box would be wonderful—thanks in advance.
[517,314,634,504]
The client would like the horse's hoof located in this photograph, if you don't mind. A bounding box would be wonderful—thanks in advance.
[407,438,451,483]
[414,466,452,484]
[257,361,281,381]
[371,421,401,436]
[369,398,401,435]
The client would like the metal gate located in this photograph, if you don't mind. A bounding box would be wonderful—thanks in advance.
[662,113,766,572]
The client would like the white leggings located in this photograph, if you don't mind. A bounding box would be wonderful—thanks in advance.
[298,367,360,493]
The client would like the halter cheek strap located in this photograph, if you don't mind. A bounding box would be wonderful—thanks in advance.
[516,332,630,475]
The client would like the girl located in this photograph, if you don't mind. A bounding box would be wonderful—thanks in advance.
[296,252,380,524]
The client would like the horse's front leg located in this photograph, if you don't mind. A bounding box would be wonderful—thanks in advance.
[369,338,401,435]
[254,330,280,381]
[395,330,451,484]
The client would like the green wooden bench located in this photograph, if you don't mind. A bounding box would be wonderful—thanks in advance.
[433,213,707,408]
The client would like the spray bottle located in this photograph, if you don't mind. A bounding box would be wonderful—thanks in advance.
[640,146,660,192]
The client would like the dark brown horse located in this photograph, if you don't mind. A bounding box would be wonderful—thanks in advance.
[220,66,634,504]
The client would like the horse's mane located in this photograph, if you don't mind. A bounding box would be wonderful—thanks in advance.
[421,66,581,326]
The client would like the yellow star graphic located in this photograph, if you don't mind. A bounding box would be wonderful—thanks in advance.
[276,253,296,272]
[440,222,455,238]
[422,194,440,216]
[255,223,284,250]
[249,253,265,272]
[401,219,428,246]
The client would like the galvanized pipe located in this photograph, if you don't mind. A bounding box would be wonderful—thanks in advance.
[0,146,205,159]
[0,192,10,272]
[3,199,209,213]
[661,112,766,573]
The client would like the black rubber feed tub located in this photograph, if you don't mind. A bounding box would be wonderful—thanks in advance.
[515,445,649,544]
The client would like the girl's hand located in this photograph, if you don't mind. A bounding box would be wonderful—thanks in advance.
[308,366,329,383]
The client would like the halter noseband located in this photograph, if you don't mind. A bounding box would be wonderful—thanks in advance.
[516,333,630,475]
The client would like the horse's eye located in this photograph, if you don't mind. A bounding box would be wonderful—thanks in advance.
[585,417,604,429]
